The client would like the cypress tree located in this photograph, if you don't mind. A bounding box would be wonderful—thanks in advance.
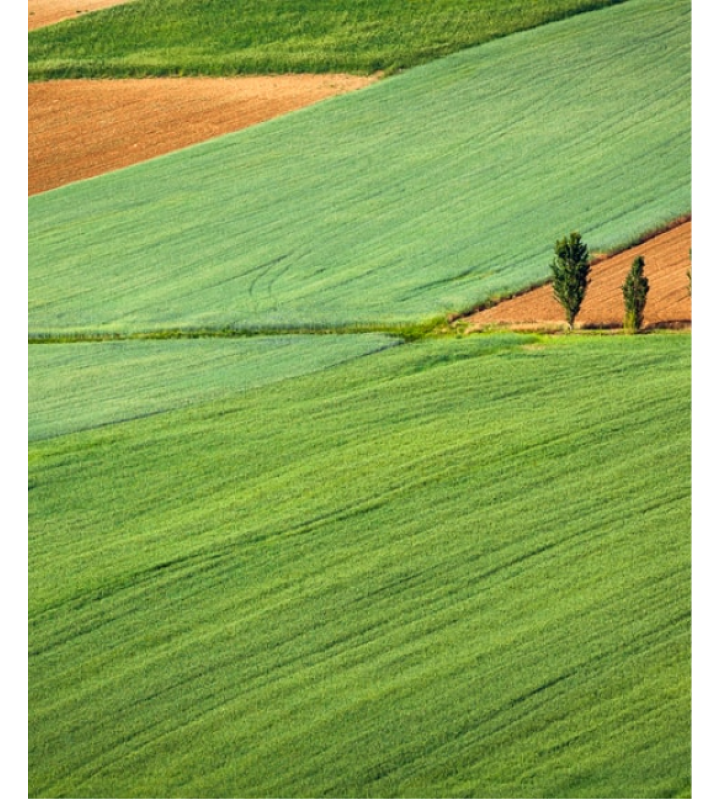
[549,232,591,329]
[622,255,650,333]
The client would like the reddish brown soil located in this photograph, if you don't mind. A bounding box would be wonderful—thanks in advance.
[29,75,378,195]
[465,221,692,331]
[28,0,131,30]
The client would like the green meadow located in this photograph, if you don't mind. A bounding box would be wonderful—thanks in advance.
[28,0,690,336]
[28,335,400,441]
[29,333,690,798]
[28,0,628,79]
[28,0,692,796]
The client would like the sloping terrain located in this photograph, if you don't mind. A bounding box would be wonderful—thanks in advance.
[28,0,691,334]
[27,0,692,795]
[28,0,628,79]
[467,220,692,330]
[29,75,377,195]
[27,0,691,330]
[29,333,691,798]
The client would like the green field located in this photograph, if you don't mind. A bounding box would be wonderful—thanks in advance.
[28,334,400,441]
[28,0,691,335]
[28,0,629,79]
[29,0,692,795]
[29,333,691,797]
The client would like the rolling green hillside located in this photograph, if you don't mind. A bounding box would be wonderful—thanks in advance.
[28,0,628,79]
[29,332,691,797]
[28,0,691,335]
[28,334,399,441]
[28,1,692,795]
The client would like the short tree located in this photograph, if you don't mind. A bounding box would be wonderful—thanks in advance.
[550,232,591,329]
[622,255,650,333]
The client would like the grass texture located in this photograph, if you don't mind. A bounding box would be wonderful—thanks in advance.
[29,332,691,797]
[28,0,629,79]
[28,334,400,441]
[28,0,691,335]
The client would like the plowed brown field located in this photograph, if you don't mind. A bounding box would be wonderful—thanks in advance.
[465,221,692,331]
[29,0,130,30]
[28,75,378,195]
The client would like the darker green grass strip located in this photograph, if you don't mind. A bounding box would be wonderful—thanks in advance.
[28,0,630,79]
[27,318,446,345]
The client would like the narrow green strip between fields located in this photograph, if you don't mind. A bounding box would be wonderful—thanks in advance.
[27,318,447,345]
[28,0,632,80]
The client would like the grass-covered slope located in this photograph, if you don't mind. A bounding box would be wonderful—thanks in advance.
[29,333,691,798]
[28,334,400,441]
[28,0,628,79]
[28,0,691,335]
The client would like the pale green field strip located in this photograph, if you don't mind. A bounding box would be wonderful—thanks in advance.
[29,0,691,335]
[29,333,691,797]
[28,0,628,79]
[28,335,399,441]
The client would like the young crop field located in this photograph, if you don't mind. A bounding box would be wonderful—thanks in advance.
[28,0,690,336]
[28,334,400,441]
[29,332,691,797]
[28,0,692,795]
[28,0,629,79]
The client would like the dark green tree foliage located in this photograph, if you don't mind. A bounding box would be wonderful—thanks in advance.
[622,255,650,333]
[550,232,591,329]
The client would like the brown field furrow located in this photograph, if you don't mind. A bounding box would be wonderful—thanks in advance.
[29,0,132,30]
[466,221,692,330]
[28,75,378,195]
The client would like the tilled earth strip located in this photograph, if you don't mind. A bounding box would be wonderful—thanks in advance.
[465,221,692,331]
[29,75,378,195]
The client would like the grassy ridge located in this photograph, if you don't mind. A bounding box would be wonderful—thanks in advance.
[28,335,400,441]
[29,333,690,797]
[29,0,691,334]
[28,0,629,79]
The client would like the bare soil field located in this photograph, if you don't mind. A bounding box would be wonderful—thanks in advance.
[28,75,378,195]
[28,0,131,30]
[465,221,692,331]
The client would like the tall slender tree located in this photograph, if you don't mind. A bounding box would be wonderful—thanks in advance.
[549,232,591,329]
[622,255,650,333]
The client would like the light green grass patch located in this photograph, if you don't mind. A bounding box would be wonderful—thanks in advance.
[29,334,399,441]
